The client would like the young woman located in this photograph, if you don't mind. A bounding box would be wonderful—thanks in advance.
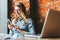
[8,3,35,38]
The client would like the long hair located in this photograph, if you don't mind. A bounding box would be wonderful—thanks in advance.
[17,3,27,16]
[17,3,27,24]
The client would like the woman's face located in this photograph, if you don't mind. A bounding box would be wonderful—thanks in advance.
[15,5,22,17]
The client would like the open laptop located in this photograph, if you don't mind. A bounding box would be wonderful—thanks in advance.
[41,9,60,38]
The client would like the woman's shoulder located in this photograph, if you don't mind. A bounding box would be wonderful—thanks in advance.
[26,18,32,21]
[26,18,33,23]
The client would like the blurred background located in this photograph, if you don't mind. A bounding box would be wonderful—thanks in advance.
[0,0,60,35]
[8,0,60,34]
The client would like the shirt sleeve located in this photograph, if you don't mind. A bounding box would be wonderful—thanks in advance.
[26,18,35,35]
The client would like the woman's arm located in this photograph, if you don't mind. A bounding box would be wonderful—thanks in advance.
[26,25,35,35]
[14,25,27,35]
[14,18,35,35]
[13,18,35,35]
[26,19,35,35]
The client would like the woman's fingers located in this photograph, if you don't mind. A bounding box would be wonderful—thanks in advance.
[8,25,13,29]
[14,25,19,30]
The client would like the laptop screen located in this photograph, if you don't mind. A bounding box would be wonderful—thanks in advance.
[41,9,60,38]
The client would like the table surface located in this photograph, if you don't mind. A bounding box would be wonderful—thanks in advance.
[0,33,60,40]
[6,38,60,40]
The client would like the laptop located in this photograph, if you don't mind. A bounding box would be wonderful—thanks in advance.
[41,9,60,38]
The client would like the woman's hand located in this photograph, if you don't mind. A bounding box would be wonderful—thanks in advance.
[14,25,20,30]
[14,25,27,35]
[8,24,13,30]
